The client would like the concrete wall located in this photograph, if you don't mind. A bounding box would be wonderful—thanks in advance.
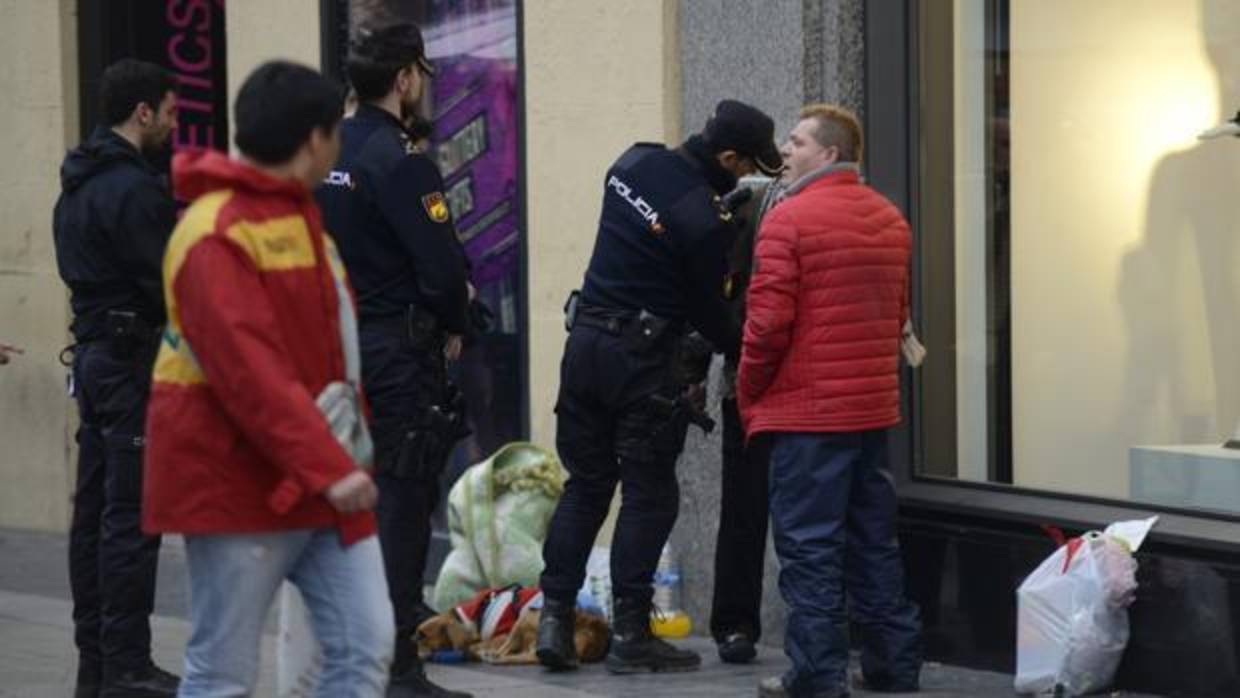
[523,0,681,450]
[679,0,805,140]
[0,0,78,532]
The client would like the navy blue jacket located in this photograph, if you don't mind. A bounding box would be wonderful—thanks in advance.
[316,104,470,333]
[580,141,741,357]
[52,127,176,342]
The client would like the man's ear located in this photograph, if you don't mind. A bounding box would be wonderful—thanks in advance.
[133,102,153,127]
[715,149,740,169]
[397,65,415,94]
[309,125,333,152]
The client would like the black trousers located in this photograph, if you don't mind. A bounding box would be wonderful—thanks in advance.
[539,324,690,608]
[709,397,771,642]
[68,341,161,679]
[361,326,447,639]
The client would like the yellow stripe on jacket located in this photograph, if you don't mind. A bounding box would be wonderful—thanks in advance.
[154,189,231,386]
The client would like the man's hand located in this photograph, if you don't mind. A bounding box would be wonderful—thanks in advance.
[324,471,377,513]
[444,334,464,361]
[0,343,23,365]
[684,381,707,413]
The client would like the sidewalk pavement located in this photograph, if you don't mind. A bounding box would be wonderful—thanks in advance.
[0,528,1156,697]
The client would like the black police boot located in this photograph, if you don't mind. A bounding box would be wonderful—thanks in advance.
[717,631,757,664]
[535,596,579,671]
[605,597,700,674]
[99,662,179,698]
[388,631,472,698]
[74,661,100,698]
[387,663,473,698]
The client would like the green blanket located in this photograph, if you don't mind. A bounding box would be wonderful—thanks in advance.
[432,442,565,610]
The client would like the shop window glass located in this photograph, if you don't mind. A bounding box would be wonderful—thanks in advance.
[917,0,1240,515]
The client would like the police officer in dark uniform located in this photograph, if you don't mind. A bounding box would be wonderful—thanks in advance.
[52,59,181,698]
[315,22,472,698]
[536,100,784,674]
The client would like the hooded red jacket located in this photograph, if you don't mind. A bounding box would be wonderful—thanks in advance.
[737,168,911,437]
[142,150,374,544]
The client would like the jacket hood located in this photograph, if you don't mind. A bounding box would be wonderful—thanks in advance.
[59,127,149,193]
[173,149,311,203]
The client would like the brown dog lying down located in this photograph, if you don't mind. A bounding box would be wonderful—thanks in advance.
[416,587,609,665]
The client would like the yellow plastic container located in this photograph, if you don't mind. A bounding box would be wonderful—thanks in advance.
[651,610,693,639]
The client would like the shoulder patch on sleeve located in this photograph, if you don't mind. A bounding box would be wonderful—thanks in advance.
[422,192,450,223]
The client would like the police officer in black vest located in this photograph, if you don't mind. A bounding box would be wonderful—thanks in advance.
[52,59,182,698]
[315,23,472,698]
[536,100,784,674]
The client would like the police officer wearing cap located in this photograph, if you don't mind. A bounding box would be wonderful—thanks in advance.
[535,100,784,674]
[315,22,472,698]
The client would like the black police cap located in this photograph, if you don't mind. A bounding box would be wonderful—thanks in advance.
[702,100,783,176]
[350,22,435,76]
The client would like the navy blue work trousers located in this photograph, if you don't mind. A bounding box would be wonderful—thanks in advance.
[361,326,446,637]
[769,430,922,696]
[539,324,690,609]
[68,341,161,680]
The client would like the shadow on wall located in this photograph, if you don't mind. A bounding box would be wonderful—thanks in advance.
[1116,0,1240,455]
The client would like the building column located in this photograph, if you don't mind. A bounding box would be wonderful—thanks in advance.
[0,0,79,531]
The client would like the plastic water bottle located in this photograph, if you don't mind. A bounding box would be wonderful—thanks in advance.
[650,543,692,638]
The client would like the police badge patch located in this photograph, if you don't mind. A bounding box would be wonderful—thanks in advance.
[422,192,450,223]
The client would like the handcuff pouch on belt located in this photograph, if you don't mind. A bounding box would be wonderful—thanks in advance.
[105,309,162,363]
[387,381,472,481]
[625,309,674,354]
[646,330,716,434]
[405,305,445,353]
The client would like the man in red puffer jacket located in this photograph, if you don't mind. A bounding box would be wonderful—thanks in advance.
[738,104,922,698]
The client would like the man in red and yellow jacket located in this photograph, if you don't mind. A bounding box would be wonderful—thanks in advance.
[143,61,394,697]
[739,105,922,698]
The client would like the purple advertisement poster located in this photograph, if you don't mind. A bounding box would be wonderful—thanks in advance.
[423,2,520,335]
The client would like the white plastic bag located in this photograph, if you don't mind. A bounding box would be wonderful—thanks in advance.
[576,546,612,620]
[1014,517,1156,695]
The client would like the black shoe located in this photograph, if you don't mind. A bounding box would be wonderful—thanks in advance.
[850,669,919,693]
[99,663,179,698]
[388,665,473,698]
[75,662,100,698]
[535,596,578,671]
[718,632,757,664]
[758,676,849,698]
[604,597,700,674]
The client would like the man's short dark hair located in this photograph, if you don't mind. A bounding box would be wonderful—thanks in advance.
[234,61,343,165]
[99,59,177,127]
[347,23,433,102]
